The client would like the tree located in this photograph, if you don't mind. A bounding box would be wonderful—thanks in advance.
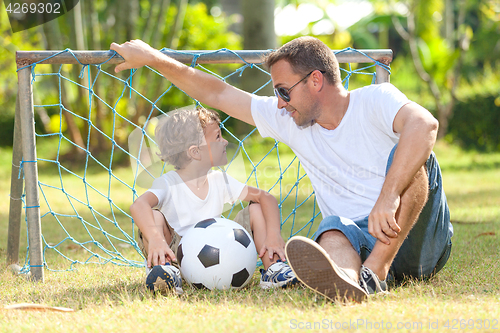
[29,0,241,159]
[241,0,276,96]
[390,0,471,138]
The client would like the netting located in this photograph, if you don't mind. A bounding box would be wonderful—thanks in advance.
[15,47,390,273]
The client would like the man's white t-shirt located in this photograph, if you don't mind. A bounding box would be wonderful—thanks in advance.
[146,170,246,236]
[251,83,410,221]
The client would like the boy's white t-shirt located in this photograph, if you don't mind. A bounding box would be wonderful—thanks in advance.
[146,170,246,236]
[251,83,410,221]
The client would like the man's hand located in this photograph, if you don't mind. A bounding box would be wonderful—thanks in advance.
[147,238,176,268]
[258,235,286,262]
[368,192,402,245]
[110,39,160,73]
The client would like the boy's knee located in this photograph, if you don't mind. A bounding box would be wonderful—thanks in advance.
[152,210,172,242]
[248,201,261,215]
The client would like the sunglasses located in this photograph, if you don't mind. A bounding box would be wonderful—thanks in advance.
[274,70,325,103]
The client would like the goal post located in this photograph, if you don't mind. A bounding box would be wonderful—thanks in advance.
[9,48,393,282]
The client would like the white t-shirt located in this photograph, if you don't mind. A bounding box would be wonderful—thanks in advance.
[251,83,410,221]
[146,170,246,236]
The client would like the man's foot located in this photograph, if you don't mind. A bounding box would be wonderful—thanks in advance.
[146,263,183,295]
[285,236,367,303]
[359,265,388,295]
[259,260,298,289]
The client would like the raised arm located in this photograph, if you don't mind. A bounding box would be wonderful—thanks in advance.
[110,40,255,125]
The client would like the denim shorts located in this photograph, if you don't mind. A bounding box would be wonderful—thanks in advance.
[314,145,453,281]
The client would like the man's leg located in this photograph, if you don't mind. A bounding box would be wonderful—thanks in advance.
[316,230,362,281]
[389,152,452,280]
[362,166,429,280]
[285,216,370,302]
[313,165,427,283]
[361,149,451,282]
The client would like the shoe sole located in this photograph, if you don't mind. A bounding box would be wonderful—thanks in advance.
[285,236,367,303]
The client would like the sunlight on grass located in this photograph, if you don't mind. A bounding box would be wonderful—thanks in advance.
[1,140,499,332]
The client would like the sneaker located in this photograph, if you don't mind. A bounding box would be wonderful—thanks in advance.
[359,265,387,295]
[145,263,183,295]
[259,260,298,289]
[285,236,367,303]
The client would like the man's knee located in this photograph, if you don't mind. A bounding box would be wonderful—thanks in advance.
[317,229,351,247]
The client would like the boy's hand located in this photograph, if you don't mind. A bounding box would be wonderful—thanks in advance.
[147,239,176,268]
[258,235,286,262]
[110,39,160,73]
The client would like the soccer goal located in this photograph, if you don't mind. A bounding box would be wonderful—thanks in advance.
[8,47,392,281]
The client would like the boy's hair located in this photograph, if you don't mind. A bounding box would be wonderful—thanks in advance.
[155,107,220,170]
[264,36,341,86]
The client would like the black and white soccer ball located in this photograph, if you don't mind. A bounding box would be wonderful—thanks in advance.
[177,217,257,290]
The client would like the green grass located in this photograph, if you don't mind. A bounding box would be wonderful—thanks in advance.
[1,140,499,332]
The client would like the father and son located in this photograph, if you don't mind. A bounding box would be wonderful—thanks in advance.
[117,36,453,302]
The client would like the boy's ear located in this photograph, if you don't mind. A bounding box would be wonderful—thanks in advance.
[187,145,201,160]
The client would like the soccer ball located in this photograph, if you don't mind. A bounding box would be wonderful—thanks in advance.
[177,217,257,290]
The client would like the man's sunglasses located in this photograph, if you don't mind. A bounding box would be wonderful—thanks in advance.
[274,70,325,103]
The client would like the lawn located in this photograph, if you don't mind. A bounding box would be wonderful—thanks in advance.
[0,140,499,332]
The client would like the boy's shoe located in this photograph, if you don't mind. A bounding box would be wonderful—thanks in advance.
[359,265,388,295]
[145,263,183,295]
[259,260,298,289]
[285,236,367,303]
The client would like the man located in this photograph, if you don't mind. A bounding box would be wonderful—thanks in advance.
[111,36,452,302]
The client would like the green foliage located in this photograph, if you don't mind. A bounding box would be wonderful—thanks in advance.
[447,94,500,151]
[418,37,460,88]
[414,0,444,41]
[0,1,241,147]
[177,3,241,51]
[462,0,500,79]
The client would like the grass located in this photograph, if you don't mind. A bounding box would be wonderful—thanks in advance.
[1,140,499,332]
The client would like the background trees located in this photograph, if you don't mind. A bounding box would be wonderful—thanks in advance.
[1,0,499,150]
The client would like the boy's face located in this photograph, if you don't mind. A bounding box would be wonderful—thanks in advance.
[201,121,228,167]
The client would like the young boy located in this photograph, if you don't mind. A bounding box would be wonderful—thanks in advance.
[130,107,297,293]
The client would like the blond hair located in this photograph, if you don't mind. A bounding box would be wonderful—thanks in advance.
[155,107,220,169]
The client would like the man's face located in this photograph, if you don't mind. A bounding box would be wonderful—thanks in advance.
[270,60,321,127]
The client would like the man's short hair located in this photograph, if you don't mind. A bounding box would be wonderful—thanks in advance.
[155,106,220,170]
[264,36,341,85]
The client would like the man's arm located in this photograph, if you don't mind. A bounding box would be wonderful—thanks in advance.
[368,101,439,244]
[110,40,255,125]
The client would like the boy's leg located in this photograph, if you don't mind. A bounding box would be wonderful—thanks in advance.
[137,210,182,269]
[242,203,276,270]
[232,204,254,238]
[235,203,297,289]
[140,211,183,295]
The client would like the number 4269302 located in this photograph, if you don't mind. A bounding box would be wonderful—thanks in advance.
[5,2,61,14]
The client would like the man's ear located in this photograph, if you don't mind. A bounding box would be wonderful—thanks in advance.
[311,70,324,91]
[187,145,201,161]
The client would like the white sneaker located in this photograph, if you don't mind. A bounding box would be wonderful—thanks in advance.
[259,260,298,289]
[145,263,183,295]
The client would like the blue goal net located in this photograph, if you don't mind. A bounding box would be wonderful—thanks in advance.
[13,47,390,274]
